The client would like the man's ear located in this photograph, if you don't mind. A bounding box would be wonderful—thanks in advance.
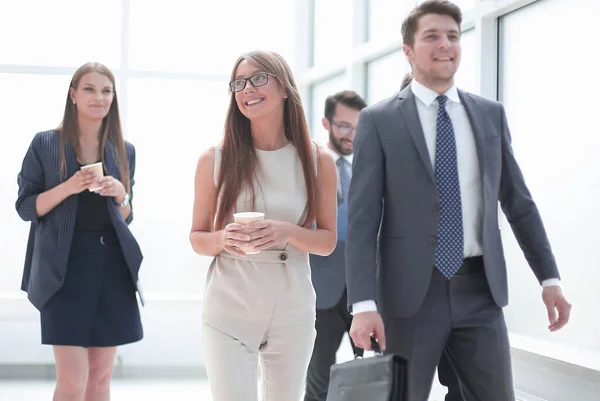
[403,44,413,59]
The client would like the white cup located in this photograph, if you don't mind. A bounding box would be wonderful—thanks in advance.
[233,212,265,254]
[80,162,104,192]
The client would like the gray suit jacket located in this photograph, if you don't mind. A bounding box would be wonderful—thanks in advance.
[345,87,560,318]
[310,240,346,310]
[16,130,142,310]
[311,177,350,309]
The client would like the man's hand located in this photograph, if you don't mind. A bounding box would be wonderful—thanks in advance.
[542,286,572,332]
[349,311,386,351]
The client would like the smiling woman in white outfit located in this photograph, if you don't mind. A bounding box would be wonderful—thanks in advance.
[189,50,338,401]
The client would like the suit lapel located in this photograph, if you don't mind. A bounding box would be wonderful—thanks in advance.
[459,91,486,185]
[103,141,120,180]
[64,141,79,178]
[59,137,79,267]
[398,90,436,184]
[102,141,126,230]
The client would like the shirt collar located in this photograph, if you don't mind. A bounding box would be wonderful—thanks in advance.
[411,79,461,108]
[325,143,353,164]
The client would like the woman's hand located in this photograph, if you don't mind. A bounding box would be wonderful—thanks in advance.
[244,220,292,252]
[64,168,97,195]
[220,223,252,256]
[97,176,126,203]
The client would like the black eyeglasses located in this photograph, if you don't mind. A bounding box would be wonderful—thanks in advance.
[330,120,356,135]
[229,73,275,93]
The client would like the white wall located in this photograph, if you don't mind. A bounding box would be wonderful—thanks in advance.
[0,0,297,367]
[498,0,600,358]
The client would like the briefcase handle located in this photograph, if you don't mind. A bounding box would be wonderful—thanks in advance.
[354,335,384,359]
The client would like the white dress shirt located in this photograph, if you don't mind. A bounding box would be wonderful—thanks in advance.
[352,80,559,315]
[325,143,353,165]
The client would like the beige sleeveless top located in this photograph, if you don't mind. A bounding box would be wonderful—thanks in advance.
[202,142,318,351]
[213,142,314,242]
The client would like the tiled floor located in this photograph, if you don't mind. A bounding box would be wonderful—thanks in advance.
[0,378,449,400]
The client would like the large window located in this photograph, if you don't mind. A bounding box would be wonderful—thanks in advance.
[310,74,350,144]
[367,0,414,42]
[0,0,122,67]
[449,0,476,11]
[368,0,476,43]
[499,0,600,353]
[1,0,297,298]
[126,79,229,293]
[455,29,477,94]
[0,74,71,293]
[366,50,410,104]
[312,0,352,67]
[129,0,296,75]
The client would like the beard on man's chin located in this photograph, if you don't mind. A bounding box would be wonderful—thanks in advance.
[329,130,353,156]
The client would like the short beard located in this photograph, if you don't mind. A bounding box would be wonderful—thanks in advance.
[329,130,352,156]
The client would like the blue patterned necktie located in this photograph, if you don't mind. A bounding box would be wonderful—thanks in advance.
[434,95,464,278]
[337,157,351,203]
[337,157,351,240]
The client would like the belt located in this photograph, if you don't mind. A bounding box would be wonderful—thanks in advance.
[73,231,119,247]
[219,249,308,264]
[453,256,484,276]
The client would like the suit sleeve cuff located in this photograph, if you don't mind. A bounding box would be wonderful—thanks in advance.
[125,210,133,225]
[541,278,561,287]
[20,194,40,223]
[351,300,378,315]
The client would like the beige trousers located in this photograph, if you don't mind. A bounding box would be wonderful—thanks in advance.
[202,321,316,401]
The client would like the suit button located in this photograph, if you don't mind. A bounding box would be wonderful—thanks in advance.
[430,236,437,244]
[432,204,439,212]
[279,253,288,261]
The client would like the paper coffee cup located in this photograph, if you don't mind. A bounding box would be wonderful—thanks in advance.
[233,212,265,254]
[80,162,104,192]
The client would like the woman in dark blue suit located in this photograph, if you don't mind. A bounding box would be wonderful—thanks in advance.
[16,62,143,401]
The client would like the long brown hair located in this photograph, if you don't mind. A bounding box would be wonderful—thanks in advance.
[214,50,317,230]
[57,62,130,192]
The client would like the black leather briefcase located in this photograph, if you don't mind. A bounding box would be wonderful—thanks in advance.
[326,338,408,401]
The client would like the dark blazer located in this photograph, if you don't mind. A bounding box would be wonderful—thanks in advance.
[310,241,346,310]
[16,130,143,310]
[310,198,348,310]
[345,87,560,318]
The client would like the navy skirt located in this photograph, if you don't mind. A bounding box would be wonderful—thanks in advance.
[41,231,143,347]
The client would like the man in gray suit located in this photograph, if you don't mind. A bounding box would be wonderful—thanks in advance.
[400,71,463,401]
[346,1,572,400]
[305,90,367,401]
